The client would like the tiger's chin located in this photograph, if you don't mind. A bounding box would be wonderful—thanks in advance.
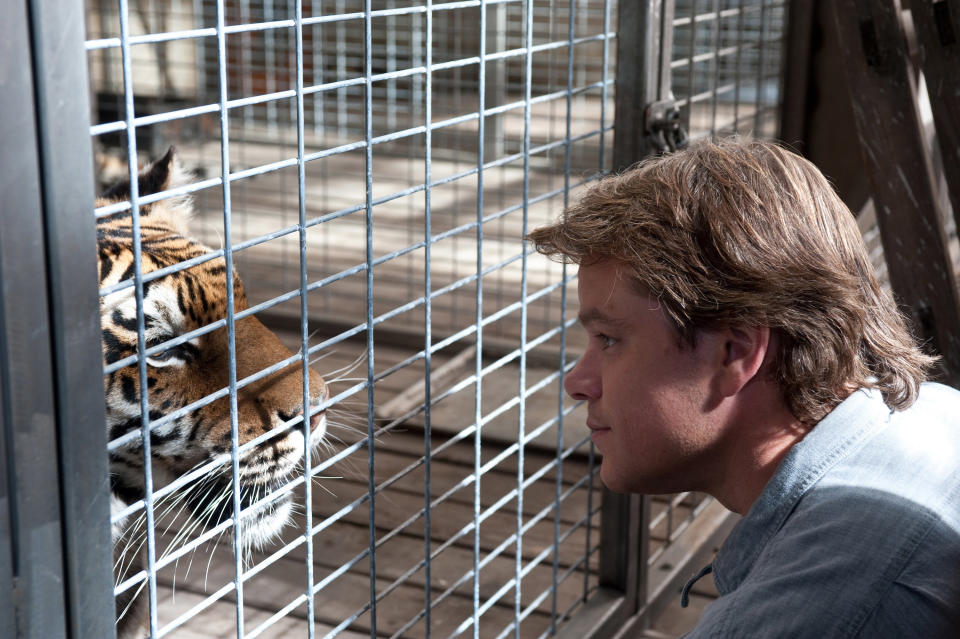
[184,473,300,553]
[236,488,295,552]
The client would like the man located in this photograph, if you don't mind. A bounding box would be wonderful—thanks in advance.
[528,139,960,636]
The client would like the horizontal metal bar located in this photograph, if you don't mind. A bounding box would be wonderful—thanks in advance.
[108,265,572,458]
[91,57,612,142]
[435,474,599,614]
[97,118,606,237]
[95,124,608,293]
[670,44,745,69]
[452,484,601,636]
[155,580,235,638]
[304,425,593,618]
[94,175,222,218]
[671,4,764,27]
[86,0,588,51]
[244,592,308,639]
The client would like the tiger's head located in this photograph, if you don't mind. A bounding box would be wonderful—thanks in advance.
[100,149,327,555]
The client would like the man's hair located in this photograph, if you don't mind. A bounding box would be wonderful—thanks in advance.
[528,138,935,424]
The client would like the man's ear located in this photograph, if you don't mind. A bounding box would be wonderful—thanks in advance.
[715,325,771,398]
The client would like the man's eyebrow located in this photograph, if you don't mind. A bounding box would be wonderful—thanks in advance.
[577,308,625,327]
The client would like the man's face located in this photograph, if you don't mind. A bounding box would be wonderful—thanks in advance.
[565,259,723,494]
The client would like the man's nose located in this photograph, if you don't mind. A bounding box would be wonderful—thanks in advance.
[564,355,599,401]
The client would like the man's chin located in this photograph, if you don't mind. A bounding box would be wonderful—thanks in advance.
[599,463,678,495]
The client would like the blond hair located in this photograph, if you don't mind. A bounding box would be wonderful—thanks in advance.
[528,138,935,424]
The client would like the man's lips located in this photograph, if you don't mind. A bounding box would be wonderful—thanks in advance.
[586,422,610,432]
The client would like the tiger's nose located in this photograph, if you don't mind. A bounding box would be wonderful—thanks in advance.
[299,390,327,434]
[308,409,324,433]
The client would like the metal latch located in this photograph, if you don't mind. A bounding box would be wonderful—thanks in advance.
[644,98,688,154]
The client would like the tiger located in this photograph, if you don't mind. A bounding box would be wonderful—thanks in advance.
[99,148,328,639]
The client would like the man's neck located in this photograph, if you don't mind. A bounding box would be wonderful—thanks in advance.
[710,389,811,515]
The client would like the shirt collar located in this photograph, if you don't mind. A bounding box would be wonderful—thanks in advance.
[710,387,893,594]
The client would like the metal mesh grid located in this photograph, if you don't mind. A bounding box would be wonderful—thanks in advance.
[87,1,615,637]
[672,0,785,141]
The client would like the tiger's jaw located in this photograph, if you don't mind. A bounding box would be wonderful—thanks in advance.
[184,424,328,551]
[182,474,296,552]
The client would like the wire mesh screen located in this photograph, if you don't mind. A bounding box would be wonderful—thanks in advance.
[673,0,785,141]
[87,1,615,637]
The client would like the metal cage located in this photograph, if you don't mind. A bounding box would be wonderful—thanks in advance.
[3,1,792,638]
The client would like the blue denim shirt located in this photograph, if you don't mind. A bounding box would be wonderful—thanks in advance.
[684,382,960,638]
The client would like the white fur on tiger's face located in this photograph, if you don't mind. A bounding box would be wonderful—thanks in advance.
[100,149,328,638]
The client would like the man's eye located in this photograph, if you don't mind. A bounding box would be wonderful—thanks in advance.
[596,334,618,349]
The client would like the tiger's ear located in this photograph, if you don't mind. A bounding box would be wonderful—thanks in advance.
[100,146,194,232]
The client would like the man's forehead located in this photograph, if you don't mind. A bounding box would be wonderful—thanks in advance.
[576,259,659,324]
[576,306,627,327]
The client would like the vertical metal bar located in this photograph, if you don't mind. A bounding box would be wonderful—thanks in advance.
[659,0,676,102]
[294,0,317,636]
[754,0,769,134]
[709,0,722,138]
[24,0,115,634]
[597,489,642,608]
[387,0,398,132]
[606,0,664,628]
[484,3,507,161]
[600,0,611,173]
[613,1,659,171]
[1,8,68,637]
[778,0,815,145]
[240,0,253,129]
[585,0,612,604]
[265,0,278,130]
[412,8,423,141]
[473,3,488,636]
[583,447,595,602]
[312,0,325,136]
[685,0,698,133]
[667,498,674,540]
[289,0,298,131]
[364,1,378,636]
[770,1,788,140]
[733,1,746,132]
[337,0,347,141]
[117,0,162,633]
[423,0,434,634]
[193,0,206,104]
[214,0,246,635]
[514,0,534,635]
[0,373,14,639]
[550,2,575,632]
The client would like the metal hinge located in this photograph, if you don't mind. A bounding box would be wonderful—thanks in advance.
[644,98,688,154]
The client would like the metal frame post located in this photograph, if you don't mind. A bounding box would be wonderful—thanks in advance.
[613,0,675,171]
[2,0,113,637]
